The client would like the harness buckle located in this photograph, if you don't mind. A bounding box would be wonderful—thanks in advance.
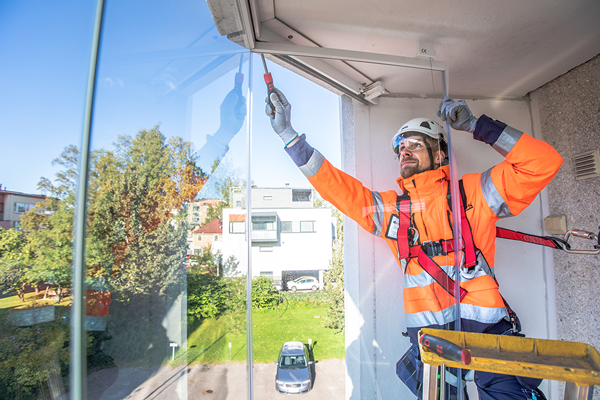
[421,240,446,257]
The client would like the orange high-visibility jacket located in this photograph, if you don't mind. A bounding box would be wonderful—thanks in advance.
[286,115,563,329]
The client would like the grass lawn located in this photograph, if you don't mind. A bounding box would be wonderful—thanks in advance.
[181,307,344,366]
[0,291,72,310]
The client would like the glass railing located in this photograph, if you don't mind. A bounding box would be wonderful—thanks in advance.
[1,2,470,399]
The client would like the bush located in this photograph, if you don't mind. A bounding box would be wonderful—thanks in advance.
[251,276,279,310]
[223,277,245,314]
[187,272,227,321]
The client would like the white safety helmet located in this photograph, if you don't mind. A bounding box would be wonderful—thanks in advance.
[392,117,448,162]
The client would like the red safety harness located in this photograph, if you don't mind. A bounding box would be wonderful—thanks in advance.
[396,180,567,332]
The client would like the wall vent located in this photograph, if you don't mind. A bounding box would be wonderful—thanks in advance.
[573,149,600,180]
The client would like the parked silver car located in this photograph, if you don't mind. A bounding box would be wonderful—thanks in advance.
[287,276,319,292]
[275,341,314,394]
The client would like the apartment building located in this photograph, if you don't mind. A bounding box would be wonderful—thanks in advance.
[0,185,46,230]
[222,187,334,287]
[187,198,221,228]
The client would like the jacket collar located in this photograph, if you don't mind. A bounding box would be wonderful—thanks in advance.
[396,165,450,194]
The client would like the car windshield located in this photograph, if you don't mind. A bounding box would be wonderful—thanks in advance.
[279,354,307,369]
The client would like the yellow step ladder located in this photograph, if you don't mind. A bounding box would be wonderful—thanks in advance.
[419,328,600,400]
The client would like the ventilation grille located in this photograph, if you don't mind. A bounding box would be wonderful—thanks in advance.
[574,149,600,180]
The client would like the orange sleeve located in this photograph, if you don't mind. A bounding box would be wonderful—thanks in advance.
[489,133,563,217]
[308,158,383,235]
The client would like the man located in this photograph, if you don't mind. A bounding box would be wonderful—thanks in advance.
[266,88,562,400]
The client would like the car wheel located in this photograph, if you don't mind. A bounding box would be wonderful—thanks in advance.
[311,285,317,291]
[290,286,297,292]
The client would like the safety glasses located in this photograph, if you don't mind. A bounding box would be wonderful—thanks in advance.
[392,134,427,155]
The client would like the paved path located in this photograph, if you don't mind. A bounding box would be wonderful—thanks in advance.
[87,360,345,400]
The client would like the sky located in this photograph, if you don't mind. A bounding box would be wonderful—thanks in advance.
[0,0,340,198]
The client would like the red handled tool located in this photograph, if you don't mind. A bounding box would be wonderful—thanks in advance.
[261,54,276,115]
[420,333,472,365]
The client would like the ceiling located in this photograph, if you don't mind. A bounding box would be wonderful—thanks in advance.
[208,0,600,104]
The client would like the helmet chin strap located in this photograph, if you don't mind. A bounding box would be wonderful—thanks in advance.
[415,133,436,170]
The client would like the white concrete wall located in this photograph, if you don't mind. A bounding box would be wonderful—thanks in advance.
[222,207,332,279]
[341,95,555,399]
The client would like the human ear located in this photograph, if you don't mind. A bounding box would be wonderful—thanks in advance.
[438,150,446,164]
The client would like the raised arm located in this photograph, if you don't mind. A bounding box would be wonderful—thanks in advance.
[266,88,389,236]
[438,97,563,219]
[196,87,247,174]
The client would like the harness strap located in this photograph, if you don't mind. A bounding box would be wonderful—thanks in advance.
[496,227,570,250]
[417,250,468,301]
[458,180,477,268]
[397,179,526,333]
[397,191,469,302]
[407,238,465,259]
[397,192,412,259]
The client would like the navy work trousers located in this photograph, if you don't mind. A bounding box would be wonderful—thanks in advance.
[400,319,546,400]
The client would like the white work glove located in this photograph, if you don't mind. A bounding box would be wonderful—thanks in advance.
[265,88,298,146]
[437,96,478,133]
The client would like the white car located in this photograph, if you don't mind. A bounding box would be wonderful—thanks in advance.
[287,276,319,292]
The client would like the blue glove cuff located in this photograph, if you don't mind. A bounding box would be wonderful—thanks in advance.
[285,134,314,167]
[473,114,507,145]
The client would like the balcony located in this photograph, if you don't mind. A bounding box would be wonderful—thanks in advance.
[251,229,278,242]
[251,212,278,243]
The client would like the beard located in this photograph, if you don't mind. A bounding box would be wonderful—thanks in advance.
[400,157,431,179]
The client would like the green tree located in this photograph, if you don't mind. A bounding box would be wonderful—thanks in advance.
[0,229,31,301]
[31,145,87,302]
[222,255,241,277]
[323,207,345,333]
[23,203,73,303]
[188,243,221,276]
[87,126,205,299]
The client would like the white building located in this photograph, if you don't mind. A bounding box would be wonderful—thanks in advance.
[221,187,334,287]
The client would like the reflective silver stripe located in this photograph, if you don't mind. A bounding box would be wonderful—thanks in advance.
[406,304,507,328]
[370,191,384,236]
[404,263,490,289]
[406,305,456,328]
[492,125,523,156]
[481,169,513,218]
[298,149,325,178]
[460,304,507,324]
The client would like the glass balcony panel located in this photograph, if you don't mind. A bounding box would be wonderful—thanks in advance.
[246,53,345,398]
[85,1,250,398]
[0,1,97,398]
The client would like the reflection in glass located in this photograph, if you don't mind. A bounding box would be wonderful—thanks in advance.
[82,1,250,399]
[247,53,344,399]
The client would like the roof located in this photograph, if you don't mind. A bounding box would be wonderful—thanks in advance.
[192,218,223,234]
[0,189,46,199]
